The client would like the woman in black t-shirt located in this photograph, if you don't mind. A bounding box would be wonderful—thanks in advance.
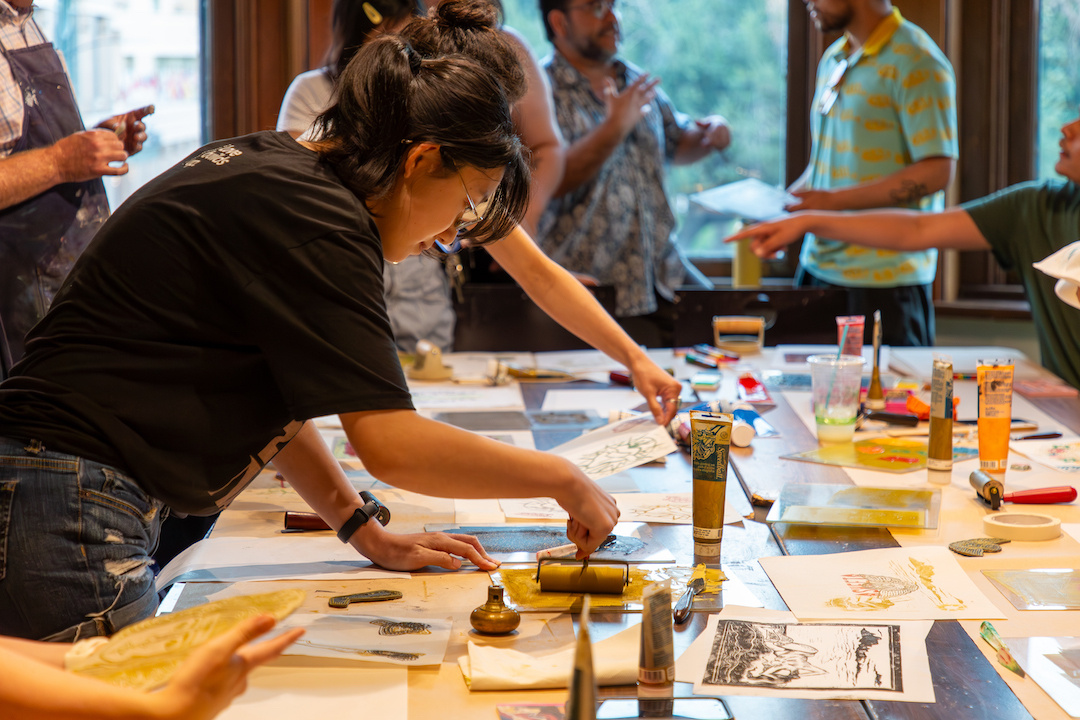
[0,30,619,641]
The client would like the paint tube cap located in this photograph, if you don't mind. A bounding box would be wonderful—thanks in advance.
[731,419,755,448]
[983,512,1062,541]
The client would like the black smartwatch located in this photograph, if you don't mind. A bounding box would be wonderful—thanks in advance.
[336,491,391,543]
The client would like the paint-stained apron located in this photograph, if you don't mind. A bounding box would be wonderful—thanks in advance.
[0,40,109,377]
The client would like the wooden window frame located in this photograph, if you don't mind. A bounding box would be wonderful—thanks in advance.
[204,0,1043,323]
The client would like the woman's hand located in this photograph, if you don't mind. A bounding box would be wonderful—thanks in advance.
[554,462,620,557]
[154,615,303,720]
[724,214,812,259]
[626,356,682,425]
[352,522,499,571]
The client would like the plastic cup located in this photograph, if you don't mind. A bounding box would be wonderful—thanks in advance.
[835,315,865,357]
[808,354,866,444]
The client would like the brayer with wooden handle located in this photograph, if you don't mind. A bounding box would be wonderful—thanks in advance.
[970,470,1077,510]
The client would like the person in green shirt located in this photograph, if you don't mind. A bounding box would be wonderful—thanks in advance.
[727,114,1080,388]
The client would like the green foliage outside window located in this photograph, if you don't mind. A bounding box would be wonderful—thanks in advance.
[1038,0,1080,180]
[500,0,788,256]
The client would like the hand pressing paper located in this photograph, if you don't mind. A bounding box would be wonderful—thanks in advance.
[458,623,639,691]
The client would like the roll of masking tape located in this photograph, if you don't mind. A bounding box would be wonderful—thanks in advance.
[983,512,1062,541]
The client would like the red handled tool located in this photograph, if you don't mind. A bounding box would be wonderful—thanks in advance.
[1002,486,1077,504]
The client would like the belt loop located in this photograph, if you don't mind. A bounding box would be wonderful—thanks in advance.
[23,439,44,455]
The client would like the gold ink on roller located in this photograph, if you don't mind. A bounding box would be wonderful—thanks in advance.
[928,356,954,472]
[690,410,732,558]
[536,559,628,595]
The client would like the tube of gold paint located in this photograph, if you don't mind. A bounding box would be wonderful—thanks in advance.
[638,579,675,690]
[690,411,732,559]
[977,359,1014,477]
[927,356,954,474]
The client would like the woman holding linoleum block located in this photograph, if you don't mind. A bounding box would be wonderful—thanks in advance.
[0,16,619,641]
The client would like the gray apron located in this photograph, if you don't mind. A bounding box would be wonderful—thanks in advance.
[0,39,109,377]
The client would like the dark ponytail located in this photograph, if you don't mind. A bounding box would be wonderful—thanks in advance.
[312,34,529,246]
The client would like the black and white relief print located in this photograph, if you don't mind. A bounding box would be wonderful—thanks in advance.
[702,620,903,691]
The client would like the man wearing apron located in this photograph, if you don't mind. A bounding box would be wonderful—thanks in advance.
[0,1,146,378]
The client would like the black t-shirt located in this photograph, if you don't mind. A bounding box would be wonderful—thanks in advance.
[0,132,414,514]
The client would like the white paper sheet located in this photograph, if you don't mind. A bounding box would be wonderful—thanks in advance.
[1003,635,1080,717]
[759,546,1005,620]
[675,607,935,702]
[545,413,677,480]
[499,492,740,526]
[156,536,408,590]
[1010,438,1080,472]
[407,384,525,410]
[282,613,452,666]
[888,346,1032,377]
[541,388,646,413]
[218,662,406,720]
[689,177,797,222]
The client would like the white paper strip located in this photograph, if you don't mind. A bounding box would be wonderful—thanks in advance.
[156,536,407,590]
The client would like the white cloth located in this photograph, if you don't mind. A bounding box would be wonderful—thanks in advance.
[458,623,640,691]
[1033,240,1080,310]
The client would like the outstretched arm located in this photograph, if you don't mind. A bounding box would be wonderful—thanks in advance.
[786,156,955,212]
[273,417,619,562]
[487,226,682,424]
[725,206,990,259]
[0,615,301,720]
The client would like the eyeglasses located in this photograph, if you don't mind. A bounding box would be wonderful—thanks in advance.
[565,0,616,19]
[433,171,486,254]
[818,57,848,116]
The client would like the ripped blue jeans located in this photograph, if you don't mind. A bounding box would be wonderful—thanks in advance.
[0,437,164,641]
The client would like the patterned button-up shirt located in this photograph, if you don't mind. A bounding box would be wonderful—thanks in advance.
[539,51,690,318]
[0,1,48,157]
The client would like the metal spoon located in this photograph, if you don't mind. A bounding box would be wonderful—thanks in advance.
[673,577,705,624]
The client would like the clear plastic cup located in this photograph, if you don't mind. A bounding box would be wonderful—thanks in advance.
[808,354,866,444]
[835,315,865,357]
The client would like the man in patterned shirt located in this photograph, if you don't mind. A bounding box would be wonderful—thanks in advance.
[0,0,148,376]
[536,0,732,346]
[790,0,958,346]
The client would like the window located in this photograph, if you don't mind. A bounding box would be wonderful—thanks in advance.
[1036,0,1080,180]
[32,0,204,209]
[500,0,789,260]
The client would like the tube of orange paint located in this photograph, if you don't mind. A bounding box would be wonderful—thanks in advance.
[976,359,1014,477]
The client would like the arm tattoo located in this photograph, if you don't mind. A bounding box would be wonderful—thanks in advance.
[889,179,930,205]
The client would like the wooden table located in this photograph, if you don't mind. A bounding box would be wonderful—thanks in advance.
[177,350,1080,719]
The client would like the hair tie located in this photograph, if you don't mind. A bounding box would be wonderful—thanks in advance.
[401,43,422,76]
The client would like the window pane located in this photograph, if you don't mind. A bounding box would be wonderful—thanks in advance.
[32,0,204,209]
[1036,0,1080,180]
[500,0,788,258]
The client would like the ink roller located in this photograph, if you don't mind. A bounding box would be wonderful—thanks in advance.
[970,470,1077,510]
[536,559,629,594]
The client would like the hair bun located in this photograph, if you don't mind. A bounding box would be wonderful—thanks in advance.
[434,0,499,32]
[401,41,423,75]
